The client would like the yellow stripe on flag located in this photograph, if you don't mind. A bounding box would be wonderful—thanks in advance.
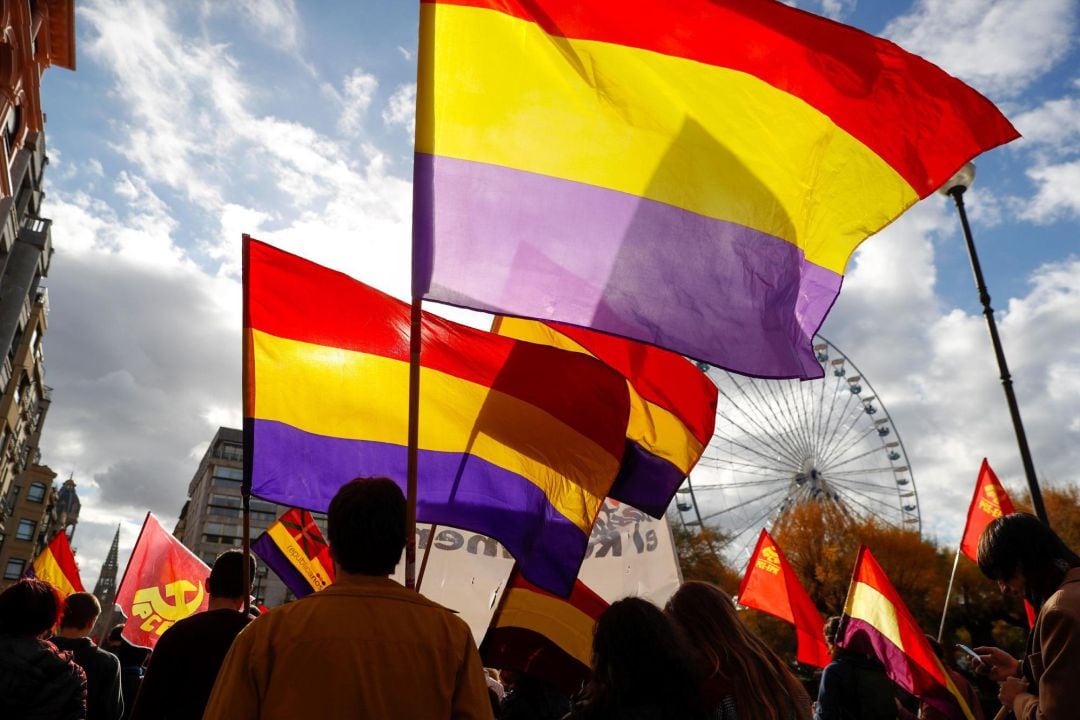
[266,523,334,592]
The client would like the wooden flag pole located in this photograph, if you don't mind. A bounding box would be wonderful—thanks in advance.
[937,548,962,642]
[241,234,253,615]
[415,523,438,593]
[405,297,423,589]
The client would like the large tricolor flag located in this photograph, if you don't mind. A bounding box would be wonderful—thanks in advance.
[841,546,974,720]
[414,0,1019,380]
[492,316,717,518]
[252,508,334,599]
[244,238,631,596]
[115,513,210,649]
[737,529,830,668]
[29,530,84,598]
[480,570,607,696]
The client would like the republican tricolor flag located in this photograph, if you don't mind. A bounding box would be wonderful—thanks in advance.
[29,530,84,598]
[244,238,631,596]
[493,316,717,518]
[480,570,607,696]
[737,529,830,668]
[841,546,974,720]
[252,508,334,599]
[414,0,1018,380]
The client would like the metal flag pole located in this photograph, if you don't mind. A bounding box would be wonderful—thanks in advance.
[241,234,253,615]
[939,164,1048,524]
[937,548,962,642]
[405,298,422,589]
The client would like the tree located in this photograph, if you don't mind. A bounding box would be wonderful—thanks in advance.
[671,523,741,593]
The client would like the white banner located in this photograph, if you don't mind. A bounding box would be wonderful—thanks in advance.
[394,500,683,642]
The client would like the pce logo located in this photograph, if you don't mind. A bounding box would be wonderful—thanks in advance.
[132,580,205,636]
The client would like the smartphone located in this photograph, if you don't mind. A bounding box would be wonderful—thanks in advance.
[956,643,982,664]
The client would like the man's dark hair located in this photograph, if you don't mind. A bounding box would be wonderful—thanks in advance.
[60,591,101,630]
[0,578,63,637]
[823,615,843,645]
[328,477,406,575]
[978,512,1080,605]
[207,549,256,598]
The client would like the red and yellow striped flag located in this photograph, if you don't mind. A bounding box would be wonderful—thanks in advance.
[30,531,84,598]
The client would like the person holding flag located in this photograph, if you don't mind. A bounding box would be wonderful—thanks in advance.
[973,514,1080,720]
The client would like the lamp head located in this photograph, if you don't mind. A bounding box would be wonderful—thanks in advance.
[938,162,976,196]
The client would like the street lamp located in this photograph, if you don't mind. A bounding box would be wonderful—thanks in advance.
[939,163,1048,524]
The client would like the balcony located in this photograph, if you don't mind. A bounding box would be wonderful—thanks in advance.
[18,215,50,252]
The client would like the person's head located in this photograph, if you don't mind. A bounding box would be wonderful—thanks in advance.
[0,578,64,638]
[328,477,406,576]
[582,596,704,718]
[59,592,101,635]
[823,615,843,653]
[207,549,256,601]
[106,624,125,646]
[977,513,1080,606]
[666,582,811,720]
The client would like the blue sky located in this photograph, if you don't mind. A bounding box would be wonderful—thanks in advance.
[32,0,1080,584]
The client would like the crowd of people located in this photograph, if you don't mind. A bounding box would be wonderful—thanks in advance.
[0,478,1075,719]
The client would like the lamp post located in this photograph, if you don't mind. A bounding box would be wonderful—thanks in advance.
[939,163,1048,524]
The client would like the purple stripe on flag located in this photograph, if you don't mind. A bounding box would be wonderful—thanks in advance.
[251,531,316,600]
[413,153,840,380]
[250,419,589,595]
[610,442,685,518]
[842,618,968,720]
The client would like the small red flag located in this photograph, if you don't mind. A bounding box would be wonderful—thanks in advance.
[737,529,831,667]
[959,459,1015,563]
[29,530,85,598]
[115,513,210,648]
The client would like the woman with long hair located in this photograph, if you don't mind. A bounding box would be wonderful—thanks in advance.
[567,596,707,720]
[974,513,1080,718]
[665,581,812,720]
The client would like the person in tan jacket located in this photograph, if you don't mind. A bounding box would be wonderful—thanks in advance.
[203,477,493,720]
[973,513,1080,720]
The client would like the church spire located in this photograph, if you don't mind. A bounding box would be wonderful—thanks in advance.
[93,525,121,607]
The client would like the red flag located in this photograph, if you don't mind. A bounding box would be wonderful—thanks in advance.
[959,459,1015,562]
[737,529,831,667]
[115,513,210,648]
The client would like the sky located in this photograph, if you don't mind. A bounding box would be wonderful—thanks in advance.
[33,0,1080,589]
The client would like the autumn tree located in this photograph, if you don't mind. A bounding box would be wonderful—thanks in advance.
[671,523,742,594]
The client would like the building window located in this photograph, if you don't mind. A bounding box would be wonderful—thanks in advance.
[27,482,46,503]
[217,443,243,462]
[3,557,24,580]
[15,518,35,541]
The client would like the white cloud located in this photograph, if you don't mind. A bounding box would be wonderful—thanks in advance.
[338,68,379,137]
[397,46,414,61]
[383,83,416,134]
[1021,160,1080,223]
[1013,95,1080,151]
[885,0,1077,97]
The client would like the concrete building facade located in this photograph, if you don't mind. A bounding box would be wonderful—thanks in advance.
[174,427,317,607]
[0,469,79,590]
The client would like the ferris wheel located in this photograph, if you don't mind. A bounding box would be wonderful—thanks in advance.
[676,336,920,562]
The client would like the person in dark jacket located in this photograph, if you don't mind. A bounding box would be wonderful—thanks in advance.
[813,616,897,720]
[102,623,151,720]
[499,670,570,720]
[52,592,124,720]
[0,577,87,720]
[129,549,256,720]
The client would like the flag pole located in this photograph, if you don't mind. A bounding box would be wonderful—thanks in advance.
[241,234,253,615]
[415,522,437,592]
[405,297,422,589]
[937,548,961,642]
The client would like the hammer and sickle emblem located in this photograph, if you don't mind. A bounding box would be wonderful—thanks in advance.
[131,580,205,636]
[984,486,1001,503]
[761,546,780,564]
